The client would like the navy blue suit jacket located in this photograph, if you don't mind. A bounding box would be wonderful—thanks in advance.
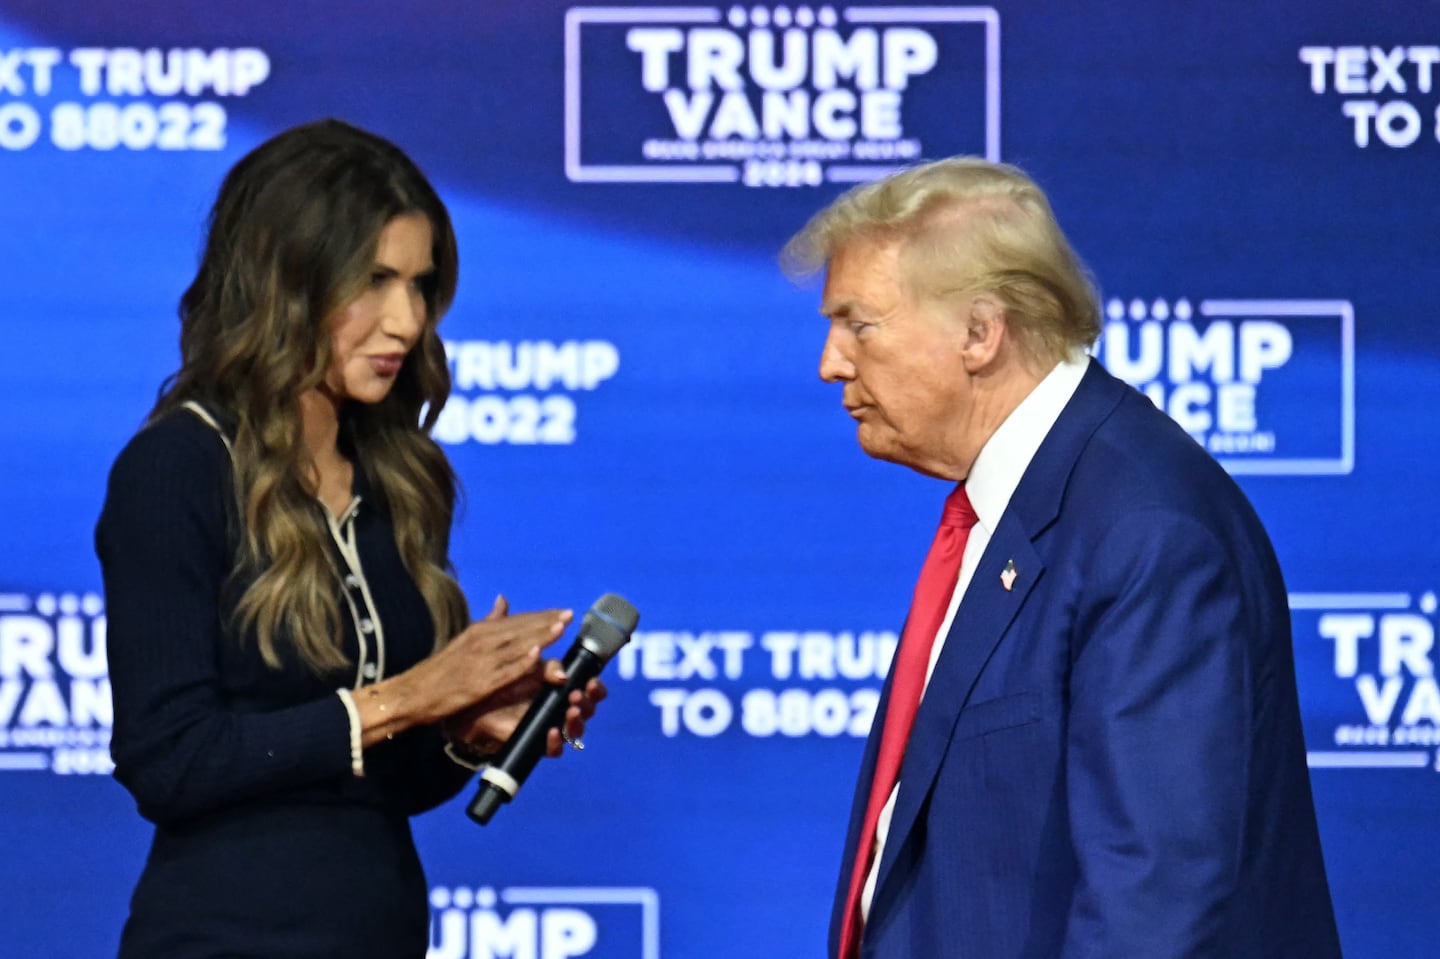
[831,361,1341,958]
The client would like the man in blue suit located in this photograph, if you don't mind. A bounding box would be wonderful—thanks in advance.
[783,158,1342,958]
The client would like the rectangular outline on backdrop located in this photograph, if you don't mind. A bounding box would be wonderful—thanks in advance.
[1289,591,1436,771]
[1198,299,1354,475]
[502,887,660,959]
[564,5,1001,183]
[0,592,54,773]
[0,754,50,771]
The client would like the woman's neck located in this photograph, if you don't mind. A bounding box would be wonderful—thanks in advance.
[299,387,343,463]
[298,388,354,516]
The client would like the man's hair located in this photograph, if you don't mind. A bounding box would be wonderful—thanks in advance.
[781,156,1100,364]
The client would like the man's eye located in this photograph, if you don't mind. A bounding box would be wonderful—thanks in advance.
[369,272,390,289]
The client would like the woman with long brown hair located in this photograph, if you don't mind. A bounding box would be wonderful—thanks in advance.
[96,119,600,957]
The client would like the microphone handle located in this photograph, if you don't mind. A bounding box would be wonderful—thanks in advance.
[466,644,605,824]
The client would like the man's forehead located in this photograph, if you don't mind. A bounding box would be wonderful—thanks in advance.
[820,238,909,315]
[830,232,902,267]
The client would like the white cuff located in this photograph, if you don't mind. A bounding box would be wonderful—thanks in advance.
[336,688,365,778]
[443,739,494,771]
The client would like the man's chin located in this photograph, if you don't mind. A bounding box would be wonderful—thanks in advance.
[856,427,901,465]
[856,430,951,479]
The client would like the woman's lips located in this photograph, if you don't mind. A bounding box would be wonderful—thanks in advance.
[370,355,404,376]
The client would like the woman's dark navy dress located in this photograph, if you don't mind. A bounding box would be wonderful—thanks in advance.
[96,411,473,958]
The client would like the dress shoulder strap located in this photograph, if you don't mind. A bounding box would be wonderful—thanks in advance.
[181,400,236,459]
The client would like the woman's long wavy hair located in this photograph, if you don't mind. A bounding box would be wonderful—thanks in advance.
[152,119,468,675]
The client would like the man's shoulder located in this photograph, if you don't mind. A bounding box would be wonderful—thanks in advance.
[1074,370,1236,489]
[1023,366,1263,545]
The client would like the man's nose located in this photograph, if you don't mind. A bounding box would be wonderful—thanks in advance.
[819,329,855,383]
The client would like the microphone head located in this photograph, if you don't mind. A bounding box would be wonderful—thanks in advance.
[578,593,639,658]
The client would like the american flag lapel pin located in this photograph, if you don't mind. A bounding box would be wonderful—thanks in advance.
[1000,559,1018,591]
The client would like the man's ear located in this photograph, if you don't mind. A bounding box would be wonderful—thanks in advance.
[960,294,1008,373]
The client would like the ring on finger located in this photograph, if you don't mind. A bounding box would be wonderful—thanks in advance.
[562,732,585,751]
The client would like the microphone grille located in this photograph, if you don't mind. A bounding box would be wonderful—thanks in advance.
[579,593,640,658]
[594,592,639,632]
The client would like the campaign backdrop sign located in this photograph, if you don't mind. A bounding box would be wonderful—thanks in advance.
[2,3,1438,957]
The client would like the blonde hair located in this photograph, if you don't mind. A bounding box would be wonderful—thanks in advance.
[781,156,1100,365]
[153,120,468,675]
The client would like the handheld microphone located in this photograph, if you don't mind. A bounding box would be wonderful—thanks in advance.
[466,593,639,825]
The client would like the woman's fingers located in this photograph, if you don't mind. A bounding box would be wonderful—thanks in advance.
[453,682,607,759]
[545,728,566,758]
[566,679,606,719]
[456,610,570,678]
[436,614,614,759]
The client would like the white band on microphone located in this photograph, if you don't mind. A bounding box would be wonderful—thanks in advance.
[480,765,521,798]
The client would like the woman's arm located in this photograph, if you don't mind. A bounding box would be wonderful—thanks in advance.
[98,417,357,823]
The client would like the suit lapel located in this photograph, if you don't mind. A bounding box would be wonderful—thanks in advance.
[869,360,1129,905]
[872,517,1043,898]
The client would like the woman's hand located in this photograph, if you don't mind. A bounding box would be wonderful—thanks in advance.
[444,596,609,757]
[357,595,572,745]
[445,673,609,758]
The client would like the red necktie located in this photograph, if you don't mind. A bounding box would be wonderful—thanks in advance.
[837,485,978,959]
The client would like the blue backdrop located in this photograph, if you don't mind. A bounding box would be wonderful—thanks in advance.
[2,2,1437,957]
